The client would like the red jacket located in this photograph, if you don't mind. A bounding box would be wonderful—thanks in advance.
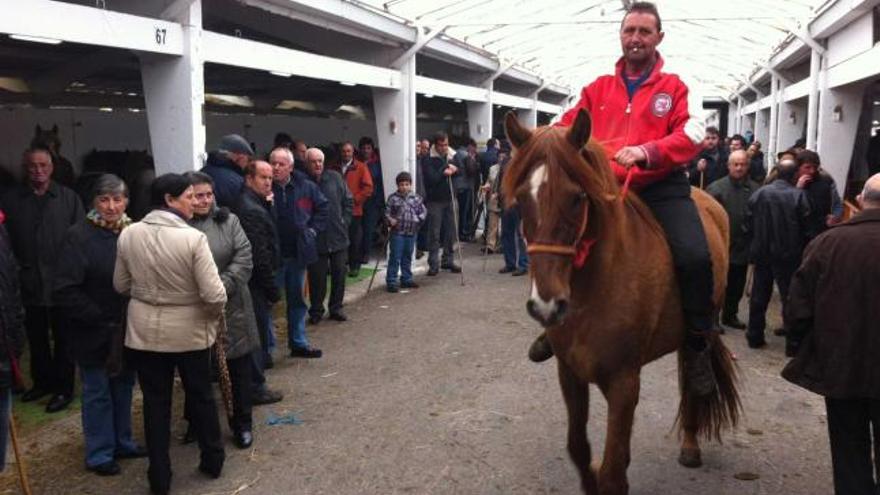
[558,54,703,190]
[342,159,374,217]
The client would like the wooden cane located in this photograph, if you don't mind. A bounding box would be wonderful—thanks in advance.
[700,170,705,190]
[9,414,32,495]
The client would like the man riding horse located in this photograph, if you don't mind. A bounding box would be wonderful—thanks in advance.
[531,1,715,396]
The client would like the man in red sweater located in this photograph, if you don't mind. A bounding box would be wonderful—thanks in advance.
[537,2,713,395]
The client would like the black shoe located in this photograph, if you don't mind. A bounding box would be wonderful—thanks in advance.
[329,312,347,322]
[116,445,148,459]
[773,326,787,336]
[722,316,747,330]
[263,353,274,370]
[46,393,72,413]
[512,268,528,276]
[499,266,515,274]
[401,281,419,288]
[446,265,462,273]
[308,314,322,325]
[427,268,439,276]
[252,388,283,406]
[181,423,197,444]
[683,346,717,397]
[234,430,253,449]
[21,387,49,403]
[348,269,360,278]
[415,250,425,260]
[88,460,121,476]
[289,346,323,358]
[198,461,222,479]
[387,285,399,293]
[528,334,555,363]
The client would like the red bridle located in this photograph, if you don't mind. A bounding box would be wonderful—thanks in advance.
[525,167,634,269]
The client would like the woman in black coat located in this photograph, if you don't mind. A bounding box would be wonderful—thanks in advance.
[53,174,145,476]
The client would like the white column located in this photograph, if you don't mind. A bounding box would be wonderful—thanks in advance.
[139,0,205,174]
[467,85,493,149]
[372,56,417,198]
[517,93,538,129]
[806,48,821,150]
[768,75,780,166]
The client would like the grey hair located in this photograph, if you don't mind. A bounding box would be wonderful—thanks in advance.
[182,171,215,188]
[91,173,128,201]
[306,147,324,161]
[861,174,880,204]
[270,147,294,164]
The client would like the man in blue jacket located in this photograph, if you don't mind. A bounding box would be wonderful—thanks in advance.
[270,147,328,358]
[202,134,254,208]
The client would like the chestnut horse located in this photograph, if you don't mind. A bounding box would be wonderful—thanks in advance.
[502,110,740,495]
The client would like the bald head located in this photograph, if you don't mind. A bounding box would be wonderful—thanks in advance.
[858,173,880,210]
[306,147,325,178]
[727,149,749,180]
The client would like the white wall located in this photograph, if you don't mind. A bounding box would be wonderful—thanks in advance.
[825,13,874,68]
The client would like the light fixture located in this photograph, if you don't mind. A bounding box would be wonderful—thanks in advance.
[339,81,357,87]
[99,107,113,112]
[269,70,292,78]
[10,34,62,45]
[424,94,434,99]
[454,98,462,103]
[832,105,843,122]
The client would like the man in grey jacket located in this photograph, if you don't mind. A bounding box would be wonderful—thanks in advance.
[306,148,353,323]
[0,147,83,413]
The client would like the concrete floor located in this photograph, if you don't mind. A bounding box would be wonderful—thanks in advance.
[1,244,832,494]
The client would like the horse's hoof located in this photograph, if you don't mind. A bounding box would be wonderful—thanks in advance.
[678,448,702,468]
[528,334,554,363]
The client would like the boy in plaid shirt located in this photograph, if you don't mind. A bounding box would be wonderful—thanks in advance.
[385,171,427,292]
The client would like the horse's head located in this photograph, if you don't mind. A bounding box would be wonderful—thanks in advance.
[502,109,615,328]
[31,124,62,155]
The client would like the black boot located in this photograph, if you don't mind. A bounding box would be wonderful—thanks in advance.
[683,333,717,397]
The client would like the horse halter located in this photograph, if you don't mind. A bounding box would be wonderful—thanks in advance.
[524,168,634,270]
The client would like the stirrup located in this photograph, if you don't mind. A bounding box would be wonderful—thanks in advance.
[528,334,554,363]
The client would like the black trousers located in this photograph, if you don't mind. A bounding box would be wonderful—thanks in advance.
[639,172,714,335]
[825,397,880,495]
[747,257,799,343]
[347,216,364,273]
[723,263,748,321]
[24,305,74,395]
[128,348,224,492]
[308,249,347,317]
[226,353,253,433]
[426,201,455,270]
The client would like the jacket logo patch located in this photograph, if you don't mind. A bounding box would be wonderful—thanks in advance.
[651,93,673,117]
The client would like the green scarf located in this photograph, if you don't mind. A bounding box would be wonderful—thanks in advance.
[86,209,132,234]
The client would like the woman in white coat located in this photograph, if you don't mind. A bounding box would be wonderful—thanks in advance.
[113,173,227,495]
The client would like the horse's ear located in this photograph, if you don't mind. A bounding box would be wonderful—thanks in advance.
[567,109,592,150]
[504,111,531,149]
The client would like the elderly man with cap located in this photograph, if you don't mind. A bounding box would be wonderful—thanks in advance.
[202,134,255,208]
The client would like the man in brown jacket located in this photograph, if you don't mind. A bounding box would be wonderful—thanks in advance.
[783,172,880,495]
[340,142,373,277]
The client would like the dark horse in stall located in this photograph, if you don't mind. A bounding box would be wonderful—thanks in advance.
[30,124,77,188]
[502,110,740,495]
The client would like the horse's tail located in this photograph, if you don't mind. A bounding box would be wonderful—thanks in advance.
[675,332,741,441]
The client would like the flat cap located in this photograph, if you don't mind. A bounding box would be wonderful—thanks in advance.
[219,134,254,156]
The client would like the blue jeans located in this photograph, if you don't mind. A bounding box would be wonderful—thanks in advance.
[277,258,309,349]
[0,387,9,471]
[80,366,138,467]
[386,233,415,287]
[501,208,529,270]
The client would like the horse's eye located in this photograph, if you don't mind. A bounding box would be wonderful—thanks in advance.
[573,192,587,206]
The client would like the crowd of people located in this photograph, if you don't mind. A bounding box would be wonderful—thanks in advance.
[0,127,524,493]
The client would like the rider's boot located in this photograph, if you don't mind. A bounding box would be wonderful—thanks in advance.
[528,333,554,363]
[683,331,717,397]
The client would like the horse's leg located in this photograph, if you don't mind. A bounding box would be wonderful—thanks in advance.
[597,371,640,495]
[558,360,598,494]
[679,426,702,468]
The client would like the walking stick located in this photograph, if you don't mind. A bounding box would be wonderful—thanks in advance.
[366,225,391,293]
[214,315,234,420]
[700,170,705,189]
[447,176,466,286]
[9,414,32,495]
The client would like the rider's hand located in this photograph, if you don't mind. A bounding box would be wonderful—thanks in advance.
[614,146,647,169]
[697,159,707,172]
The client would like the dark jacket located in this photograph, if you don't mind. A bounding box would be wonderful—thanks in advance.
[802,172,840,240]
[452,147,479,192]
[310,170,352,255]
[363,159,385,210]
[479,146,499,181]
[421,145,457,203]
[707,176,761,265]
[234,188,281,302]
[0,182,84,306]
[687,147,728,187]
[745,179,811,263]
[52,220,126,366]
[782,209,880,398]
[190,207,260,360]
[0,223,25,388]
[749,153,766,183]
[273,171,328,267]
[202,152,244,208]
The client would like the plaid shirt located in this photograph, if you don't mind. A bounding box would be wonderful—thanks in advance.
[385,191,426,236]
